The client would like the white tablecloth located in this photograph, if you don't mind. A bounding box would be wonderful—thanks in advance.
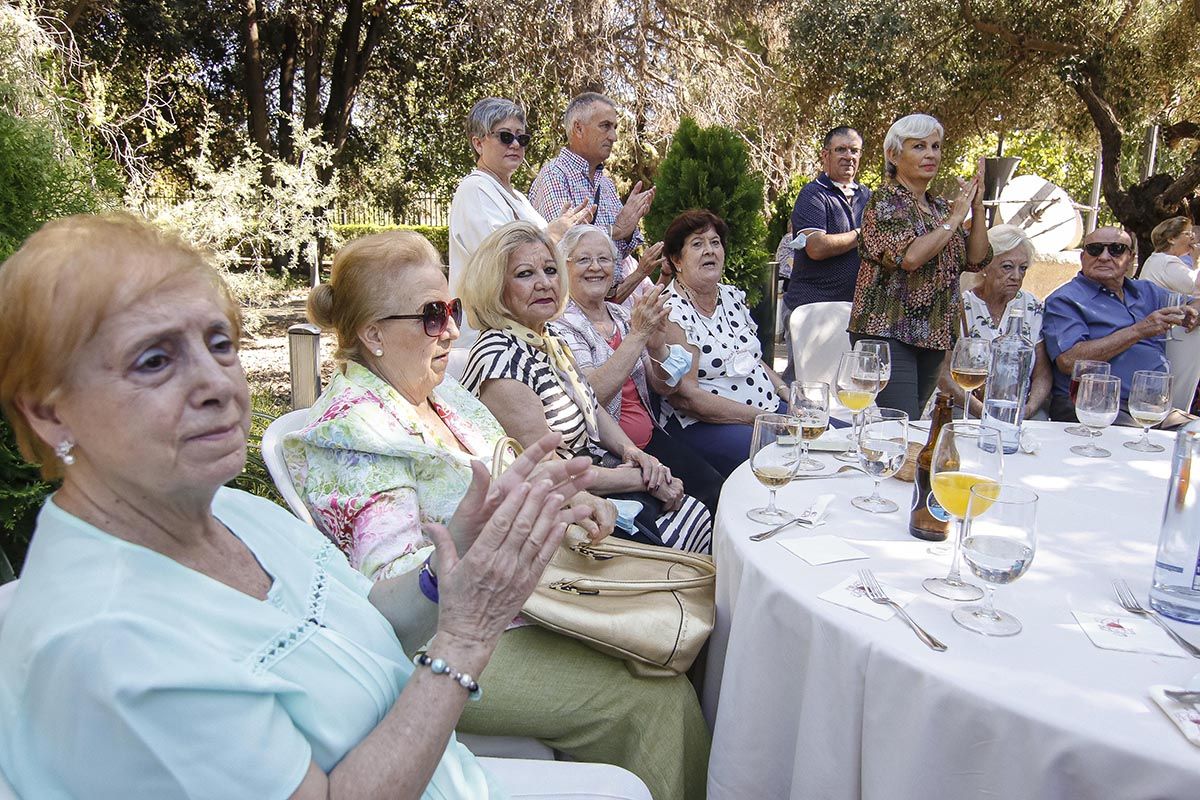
[704,421,1200,800]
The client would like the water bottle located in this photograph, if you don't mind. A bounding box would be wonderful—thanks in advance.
[981,309,1034,454]
[1150,420,1200,622]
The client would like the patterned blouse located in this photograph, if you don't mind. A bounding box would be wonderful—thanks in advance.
[961,289,1044,344]
[850,180,991,350]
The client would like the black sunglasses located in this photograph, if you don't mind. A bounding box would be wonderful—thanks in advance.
[1083,242,1130,257]
[380,298,463,337]
[491,130,532,148]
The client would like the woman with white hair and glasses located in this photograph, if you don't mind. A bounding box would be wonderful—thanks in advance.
[449,97,592,346]
[849,113,992,418]
[937,224,1052,418]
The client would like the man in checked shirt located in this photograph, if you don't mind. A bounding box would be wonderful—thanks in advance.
[531,92,659,305]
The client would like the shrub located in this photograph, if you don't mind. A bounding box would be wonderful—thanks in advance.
[332,223,450,263]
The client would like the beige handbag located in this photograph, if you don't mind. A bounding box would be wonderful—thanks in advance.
[492,438,716,678]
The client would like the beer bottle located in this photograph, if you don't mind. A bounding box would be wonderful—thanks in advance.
[909,392,955,541]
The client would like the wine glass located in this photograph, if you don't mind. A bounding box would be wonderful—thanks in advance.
[833,350,880,464]
[1065,360,1111,437]
[1124,370,1172,453]
[953,483,1038,636]
[852,407,909,513]
[1165,292,1186,342]
[922,423,1002,601]
[853,339,892,398]
[789,380,830,473]
[1070,374,1121,458]
[748,413,801,524]
[949,337,990,420]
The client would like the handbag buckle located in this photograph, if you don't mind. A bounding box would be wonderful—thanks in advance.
[571,543,615,560]
[550,580,600,596]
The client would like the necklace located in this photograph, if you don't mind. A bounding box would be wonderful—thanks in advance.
[679,280,719,317]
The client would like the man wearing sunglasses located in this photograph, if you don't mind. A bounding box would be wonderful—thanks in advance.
[1043,227,1200,421]
[531,92,657,305]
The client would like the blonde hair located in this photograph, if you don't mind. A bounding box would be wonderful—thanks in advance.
[1151,216,1191,252]
[0,213,240,480]
[460,222,567,331]
[309,230,442,364]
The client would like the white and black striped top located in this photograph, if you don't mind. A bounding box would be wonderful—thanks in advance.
[462,330,600,460]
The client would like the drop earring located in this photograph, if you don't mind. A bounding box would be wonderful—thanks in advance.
[55,439,75,466]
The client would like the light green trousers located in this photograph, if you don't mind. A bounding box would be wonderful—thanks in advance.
[457,625,710,800]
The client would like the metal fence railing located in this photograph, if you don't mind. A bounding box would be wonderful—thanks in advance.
[135,193,449,229]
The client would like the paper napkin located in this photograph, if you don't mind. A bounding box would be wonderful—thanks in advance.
[1150,687,1200,747]
[807,430,851,452]
[779,535,868,565]
[1071,611,1188,657]
[818,575,916,620]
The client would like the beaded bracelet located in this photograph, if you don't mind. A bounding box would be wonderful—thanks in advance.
[418,557,439,604]
[414,653,482,701]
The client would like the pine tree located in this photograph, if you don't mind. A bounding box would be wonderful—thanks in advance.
[646,117,770,306]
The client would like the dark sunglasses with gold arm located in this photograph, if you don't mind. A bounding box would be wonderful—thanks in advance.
[380,298,463,337]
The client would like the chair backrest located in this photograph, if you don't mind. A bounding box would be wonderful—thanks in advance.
[446,349,470,383]
[260,409,317,527]
[789,301,852,389]
[0,581,17,798]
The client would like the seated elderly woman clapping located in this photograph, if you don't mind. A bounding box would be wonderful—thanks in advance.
[283,230,710,800]
[461,222,714,554]
[550,224,724,512]
[0,214,664,799]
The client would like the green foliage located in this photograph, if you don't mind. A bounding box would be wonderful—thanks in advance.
[227,391,288,507]
[645,118,770,305]
[332,224,451,263]
[0,417,50,576]
[766,174,808,247]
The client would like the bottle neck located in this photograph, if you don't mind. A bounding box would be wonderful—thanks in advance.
[1001,311,1024,337]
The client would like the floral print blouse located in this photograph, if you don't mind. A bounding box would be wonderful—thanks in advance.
[283,361,505,583]
[849,180,991,350]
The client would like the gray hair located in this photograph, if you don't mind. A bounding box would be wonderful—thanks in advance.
[466,97,526,141]
[558,224,618,262]
[883,113,944,177]
[987,224,1035,262]
[564,92,616,132]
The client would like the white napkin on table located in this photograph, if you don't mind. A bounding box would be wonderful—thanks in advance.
[779,535,868,565]
[1150,687,1200,747]
[819,575,916,620]
[1071,611,1188,657]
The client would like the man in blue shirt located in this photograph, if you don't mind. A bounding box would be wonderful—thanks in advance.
[781,127,871,380]
[1042,227,1197,421]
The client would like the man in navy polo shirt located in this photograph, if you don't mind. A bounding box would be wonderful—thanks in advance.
[782,126,871,380]
[1043,227,1198,421]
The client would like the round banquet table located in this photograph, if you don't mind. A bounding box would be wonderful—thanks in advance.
[703,421,1200,800]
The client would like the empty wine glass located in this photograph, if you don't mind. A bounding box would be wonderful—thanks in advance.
[953,483,1038,637]
[1124,369,1172,453]
[950,337,990,420]
[789,380,830,473]
[854,339,892,397]
[923,423,1002,601]
[833,350,881,464]
[852,407,909,513]
[1165,292,1187,342]
[1065,360,1111,437]
[748,413,801,524]
[1070,374,1120,458]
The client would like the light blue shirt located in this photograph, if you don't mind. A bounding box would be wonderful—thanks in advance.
[0,488,500,799]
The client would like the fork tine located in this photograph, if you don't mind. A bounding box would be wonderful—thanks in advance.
[1113,578,1138,610]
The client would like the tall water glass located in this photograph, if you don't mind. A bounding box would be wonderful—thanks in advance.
[833,351,881,464]
[1070,374,1121,458]
[852,408,909,513]
[950,337,991,420]
[1125,370,1172,453]
[953,483,1038,636]
[1065,360,1111,436]
[789,380,830,473]
[747,413,801,524]
[922,423,1002,601]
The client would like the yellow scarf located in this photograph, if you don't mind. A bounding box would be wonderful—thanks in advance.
[501,318,599,438]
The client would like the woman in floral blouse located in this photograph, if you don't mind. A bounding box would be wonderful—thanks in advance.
[284,230,711,800]
[849,113,992,418]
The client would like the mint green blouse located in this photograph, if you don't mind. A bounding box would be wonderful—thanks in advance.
[0,488,502,799]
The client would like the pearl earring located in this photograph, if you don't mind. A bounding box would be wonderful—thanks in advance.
[374,349,384,357]
[55,439,75,466]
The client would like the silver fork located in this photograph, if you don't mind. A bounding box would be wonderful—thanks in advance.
[858,569,948,652]
[1112,578,1200,658]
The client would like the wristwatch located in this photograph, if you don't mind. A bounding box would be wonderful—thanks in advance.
[940,222,953,232]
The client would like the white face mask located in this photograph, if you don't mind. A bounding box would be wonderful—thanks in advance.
[728,348,759,378]
[658,344,694,387]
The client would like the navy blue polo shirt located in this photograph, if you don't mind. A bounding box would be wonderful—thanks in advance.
[784,173,872,307]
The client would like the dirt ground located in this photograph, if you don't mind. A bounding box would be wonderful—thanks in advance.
[240,289,338,407]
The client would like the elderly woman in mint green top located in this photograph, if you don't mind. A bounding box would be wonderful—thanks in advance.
[284,230,711,800]
[0,214,625,800]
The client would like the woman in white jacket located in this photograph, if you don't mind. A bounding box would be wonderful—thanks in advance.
[1141,215,1200,411]
[449,98,590,347]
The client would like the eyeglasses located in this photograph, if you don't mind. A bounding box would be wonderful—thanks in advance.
[490,130,532,148]
[380,298,463,337]
[570,255,615,269]
[1083,242,1130,257]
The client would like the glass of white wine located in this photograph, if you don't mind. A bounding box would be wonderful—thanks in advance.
[1070,374,1121,458]
[953,483,1038,636]
[852,407,909,513]
[949,337,991,420]
[853,339,892,398]
[833,350,880,464]
[748,413,801,524]
[1165,291,1186,342]
[1065,360,1111,437]
[1124,369,1172,453]
[922,423,1002,601]
[788,380,830,473]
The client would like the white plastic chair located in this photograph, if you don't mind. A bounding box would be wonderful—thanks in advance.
[789,301,852,388]
[447,349,471,383]
[0,580,19,799]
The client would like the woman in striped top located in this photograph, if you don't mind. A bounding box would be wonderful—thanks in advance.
[461,222,713,554]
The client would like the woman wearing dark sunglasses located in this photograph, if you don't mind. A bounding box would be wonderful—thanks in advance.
[449,98,592,348]
[286,229,708,800]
